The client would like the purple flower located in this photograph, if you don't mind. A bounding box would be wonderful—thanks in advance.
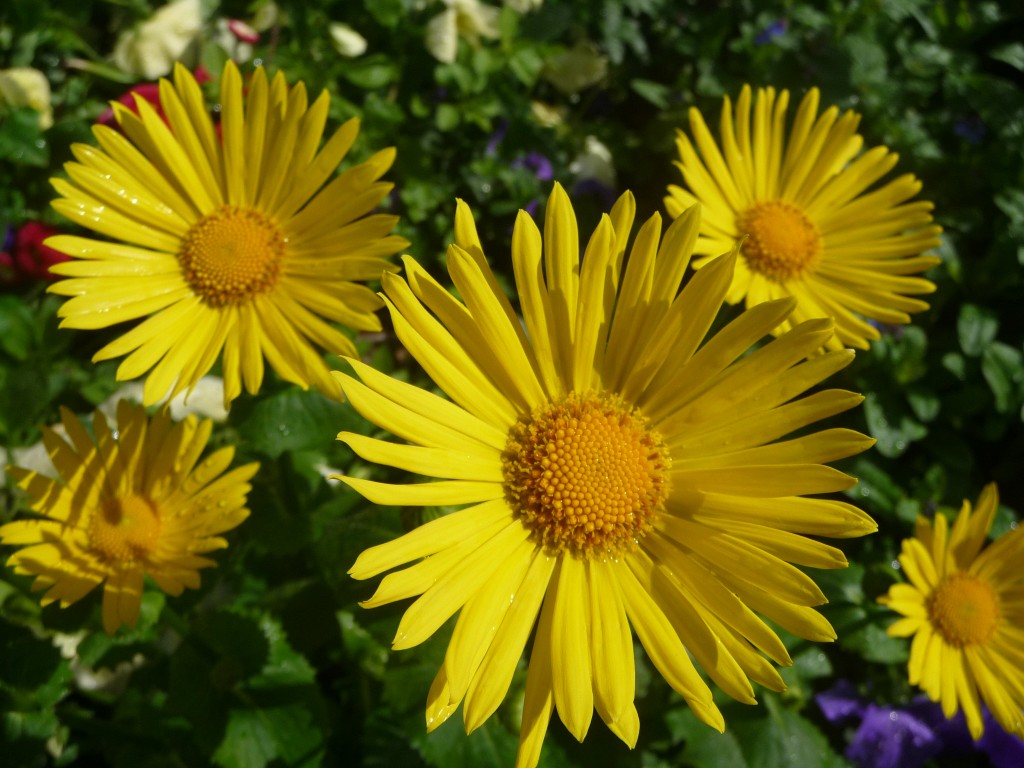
[979,712,1024,768]
[755,19,788,46]
[512,152,554,181]
[816,679,863,723]
[486,119,508,156]
[816,682,1024,768]
[846,704,941,768]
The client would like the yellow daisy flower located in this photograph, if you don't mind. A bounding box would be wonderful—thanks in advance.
[47,61,407,406]
[338,184,876,767]
[0,401,259,634]
[879,484,1024,738]
[664,85,942,350]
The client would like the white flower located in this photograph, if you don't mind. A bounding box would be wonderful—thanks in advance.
[0,67,54,129]
[425,0,501,64]
[505,0,542,12]
[99,376,230,424]
[329,23,368,58]
[213,18,255,62]
[112,0,204,79]
[570,135,616,189]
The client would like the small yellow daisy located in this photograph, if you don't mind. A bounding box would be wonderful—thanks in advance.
[880,484,1024,738]
[0,401,259,634]
[47,61,407,406]
[665,84,942,350]
[339,184,876,767]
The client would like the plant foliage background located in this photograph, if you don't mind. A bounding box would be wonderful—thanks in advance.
[1,0,1023,766]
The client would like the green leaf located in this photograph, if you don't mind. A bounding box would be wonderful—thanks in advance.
[981,342,1023,413]
[630,78,669,108]
[235,388,354,460]
[0,108,48,166]
[991,42,1024,72]
[0,296,36,361]
[213,708,278,768]
[669,705,748,768]
[342,56,400,90]
[509,48,544,86]
[815,563,865,605]
[0,619,64,690]
[941,351,967,381]
[732,693,848,768]
[415,715,519,768]
[846,458,901,515]
[250,614,317,689]
[905,385,940,422]
[779,648,834,704]
[957,303,999,357]
[436,104,461,131]
[827,605,908,664]
[862,391,927,458]
[365,0,405,26]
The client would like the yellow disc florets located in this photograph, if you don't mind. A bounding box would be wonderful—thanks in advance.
[737,200,822,281]
[179,205,285,307]
[89,495,163,564]
[927,572,1000,647]
[502,391,670,558]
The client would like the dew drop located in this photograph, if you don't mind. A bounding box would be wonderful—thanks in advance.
[891,559,901,570]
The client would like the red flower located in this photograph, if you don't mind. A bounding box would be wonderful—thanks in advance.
[1,222,70,283]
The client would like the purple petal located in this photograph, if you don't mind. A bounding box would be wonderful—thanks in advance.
[846,704,941,768]
[815,680,866,724]
[979,710,1024,768]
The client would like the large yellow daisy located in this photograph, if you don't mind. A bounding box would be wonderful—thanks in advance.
[879,484,1024,739]
[664,85,942,350]
[338,184,876,767]
[0,400,259,634]
[46,61,407,406]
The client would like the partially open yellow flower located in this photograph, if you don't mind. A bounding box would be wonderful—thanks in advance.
[340,185,876,767]
[0,401,258,634]
[880,484,1024,739]
[665,85,942,350]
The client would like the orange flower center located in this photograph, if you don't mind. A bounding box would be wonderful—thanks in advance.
[89,494,162,564]
[502,392,670,557]
[927,572,1000,647]
[179,205,285,307]
[737,200,821,282]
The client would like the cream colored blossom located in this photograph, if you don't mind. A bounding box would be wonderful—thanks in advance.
[425,0,501,64]
[0,67,54,129]
[570,136,616,189]
[505,0,542,12]
[112,0,204,79]
[329,23,369,57]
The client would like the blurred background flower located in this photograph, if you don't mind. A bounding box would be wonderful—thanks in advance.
[0,67,53,130]
[111,0,205,79]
